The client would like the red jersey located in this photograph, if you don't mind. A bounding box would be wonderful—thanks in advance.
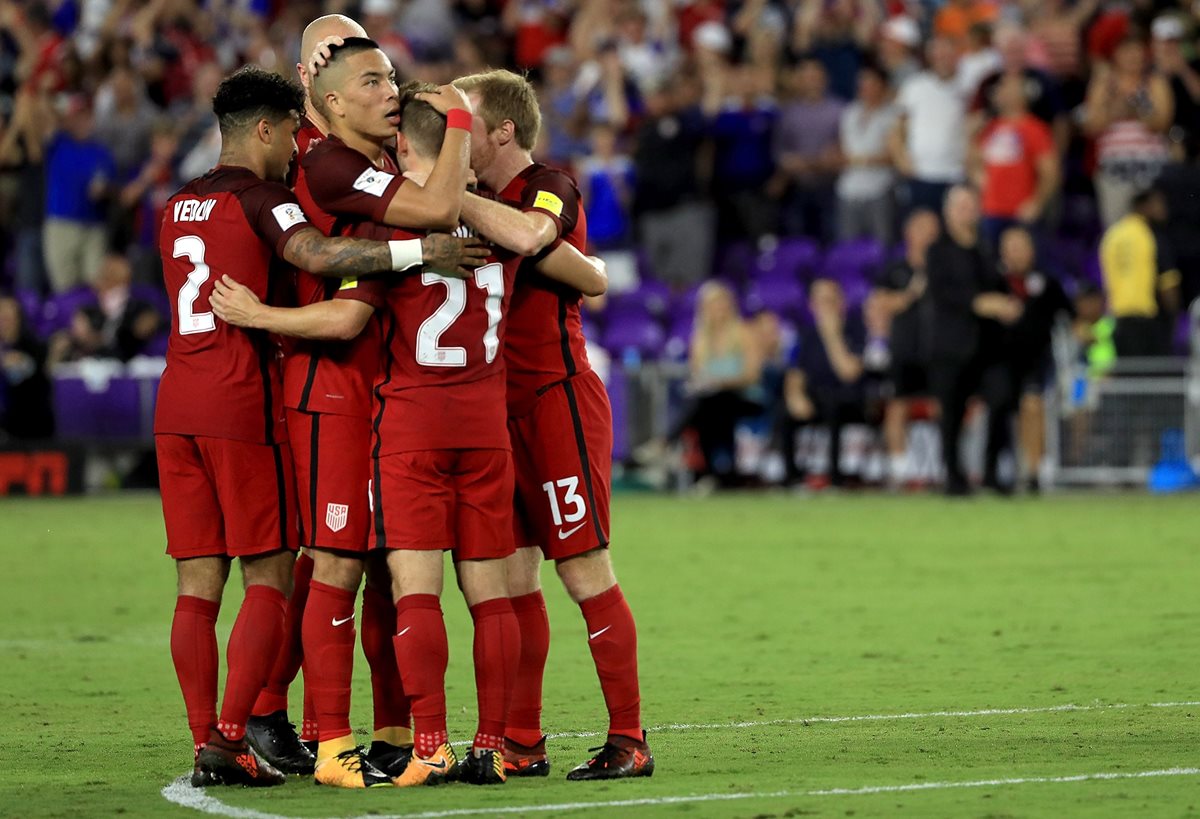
[356,223,521,454]
[283,133,407,418]
[978,113,1053,219]
[155,166,311,444]
[499,163,591,414]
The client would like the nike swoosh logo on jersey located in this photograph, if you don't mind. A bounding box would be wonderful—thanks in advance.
[396,626,411,637]
[557,522,586,540]
[332,615,354,627]
[588,625,611,641]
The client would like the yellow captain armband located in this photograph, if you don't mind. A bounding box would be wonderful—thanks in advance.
[533,190,564,217]
[339,277,358,291]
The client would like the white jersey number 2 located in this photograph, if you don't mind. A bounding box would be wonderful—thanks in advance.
[173,235,216,336]
[416,263,504,367]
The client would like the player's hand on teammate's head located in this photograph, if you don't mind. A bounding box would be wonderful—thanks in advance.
[421,234,490,279]
[308,35,345,80]
[210,274,263,327]
[415,84,471,115]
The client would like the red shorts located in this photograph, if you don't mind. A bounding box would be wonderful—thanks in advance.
[509,371,612,559]
[157,433,299,559]
[370,448,515,561]
[288,408,371,553]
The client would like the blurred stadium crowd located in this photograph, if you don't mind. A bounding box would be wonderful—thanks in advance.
[1,0,1198,491]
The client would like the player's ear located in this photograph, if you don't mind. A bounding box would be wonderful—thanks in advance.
[296,62,309,90]
[496,118,516,147]
[326,91,343,119]
[255,118,273,146]
[395,132,410,157]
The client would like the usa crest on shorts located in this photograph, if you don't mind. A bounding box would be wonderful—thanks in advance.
[326,503,349,533]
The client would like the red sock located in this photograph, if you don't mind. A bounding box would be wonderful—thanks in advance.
[505,590,549,747]
[579,584,642,741]
[361,584,411,733]
[252,552,313,717]
[393,594,448,757]
[470,597,520,752]
[301,580,357,743]
[171,595,220,747]
[216,585,286,742]
[300,685,317,743]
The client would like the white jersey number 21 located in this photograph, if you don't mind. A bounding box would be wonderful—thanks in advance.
[416,263,504,367]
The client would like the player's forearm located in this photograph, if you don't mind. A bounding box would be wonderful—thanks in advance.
[419,126,470,226]
[245,302,360,341]
[462,193,556,256]
[535,244,607,296]
[284,230,421,278]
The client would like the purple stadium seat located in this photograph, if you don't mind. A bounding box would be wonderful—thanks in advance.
[751,237,821,281]
[664,312,695,360]
[742,276,807,317]
[606,286,664,321]
[822,238,885,281]
[607,364,630,461]
[602,313,666,358]
[1044,237,1086,281]
[41,287,99,336]
[841,277,872,309]
[143,331,170,357]
[14,288,42,327]
[714,242,755,281]
[52,377,98,439]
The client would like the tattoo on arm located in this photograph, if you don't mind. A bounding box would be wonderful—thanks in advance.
[288,229,392,276]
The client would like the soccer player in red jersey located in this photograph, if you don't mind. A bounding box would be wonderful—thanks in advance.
[157,66,445,788]
[211,85,607,787]
[245,14,369,774]
[231,39,485,788]
[454,69,654,781]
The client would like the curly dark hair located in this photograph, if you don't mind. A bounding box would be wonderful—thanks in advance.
[212,66,305,137]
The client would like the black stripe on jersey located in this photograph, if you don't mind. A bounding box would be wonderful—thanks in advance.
[297,278,341,411]
[256,334,276,445]
[562,379,608,547]
[557,296,576,378]
[369,312,397,549]
[270,442,289,551]
[308,412,321,550]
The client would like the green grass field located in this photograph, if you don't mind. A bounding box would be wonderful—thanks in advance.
[3,491,1199,818]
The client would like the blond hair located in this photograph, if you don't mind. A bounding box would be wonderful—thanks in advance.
[453,69,541,151]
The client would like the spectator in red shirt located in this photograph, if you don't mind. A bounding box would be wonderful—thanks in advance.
[969,73,1060,247]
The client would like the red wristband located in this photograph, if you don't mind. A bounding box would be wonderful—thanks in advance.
[446,109,472,131]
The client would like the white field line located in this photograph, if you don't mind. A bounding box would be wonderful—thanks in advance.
[161,767,1200,819]
[160,700,1200,818]
[544,699,1200,740]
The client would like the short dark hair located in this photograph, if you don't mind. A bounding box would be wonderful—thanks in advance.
[213,66,304,137]
[324,37,383,66]
[399,82,447,159]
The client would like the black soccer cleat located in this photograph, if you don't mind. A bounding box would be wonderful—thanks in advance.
[197,731,287,787]
[503,735,550,777]
[459,748,507,785]
[566,732,654,781]
[190,763,220,787]
[244,710,315,775]
[314,746,393,788]
[365,740,414,778]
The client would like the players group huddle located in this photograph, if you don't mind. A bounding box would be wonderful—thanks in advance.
[154,13,651,790]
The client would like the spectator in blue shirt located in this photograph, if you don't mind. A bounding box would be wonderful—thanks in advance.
[42,94,115,293]
[704,61,779,239]
[577,123,635,247]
